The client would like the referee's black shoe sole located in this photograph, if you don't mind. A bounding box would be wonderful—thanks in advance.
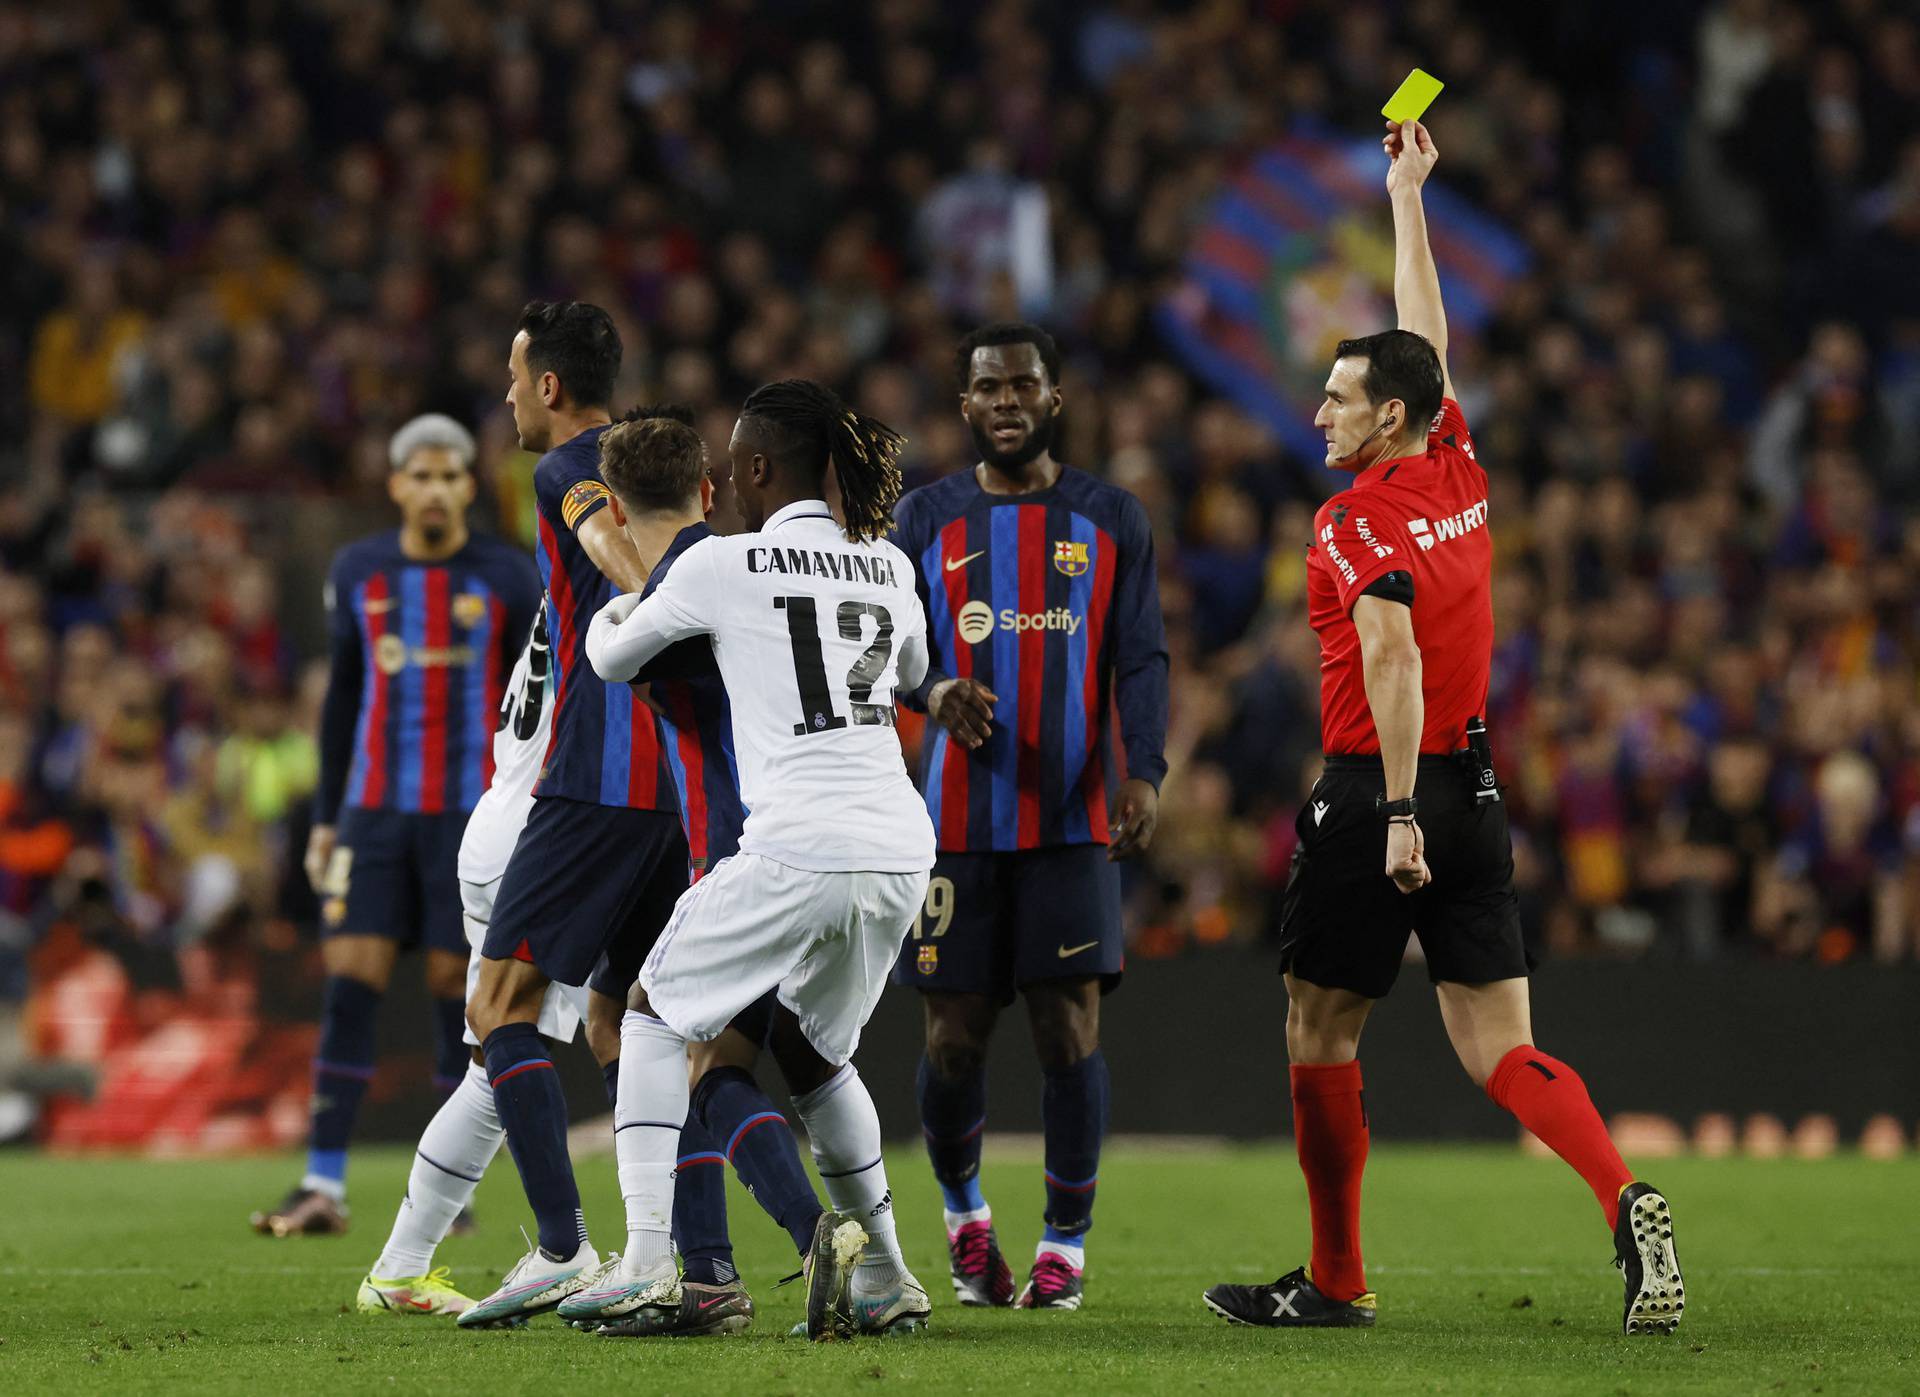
[1614,1182,1685,1336]
[1202,1267,1377,1328]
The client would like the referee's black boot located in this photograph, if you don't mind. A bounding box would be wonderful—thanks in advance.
[1202,1266,1377,1328]
[1613,1183,1685,1336]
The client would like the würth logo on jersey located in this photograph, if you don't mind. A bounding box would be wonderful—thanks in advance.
[1406,500,1488,551]
[1320,524,1357,585]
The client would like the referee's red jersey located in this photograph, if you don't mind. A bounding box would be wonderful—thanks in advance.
[1306,399,1493,756]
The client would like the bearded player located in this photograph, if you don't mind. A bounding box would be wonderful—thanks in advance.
[456,306,726,1327]
[891,322,1169,1311]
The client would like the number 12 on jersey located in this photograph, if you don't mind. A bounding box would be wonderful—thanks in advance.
[775,595,897,735]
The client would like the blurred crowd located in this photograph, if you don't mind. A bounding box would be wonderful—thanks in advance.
[4,0,1920,1099]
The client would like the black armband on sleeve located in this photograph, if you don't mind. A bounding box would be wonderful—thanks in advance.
[1361,570,1415,606]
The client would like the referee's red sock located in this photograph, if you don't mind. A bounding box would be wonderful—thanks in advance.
[1291,1061,1369,1302]
[1485,1046,1634,1230]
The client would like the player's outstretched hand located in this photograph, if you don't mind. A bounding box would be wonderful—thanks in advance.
[1383,118,1438,194]
[1385,818,1431,893]
[304,823,336,894]
[1107,778,1159,861]
[928,677,997,749]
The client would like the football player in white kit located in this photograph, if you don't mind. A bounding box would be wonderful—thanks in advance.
[587,380,936,1341]
[354,616,594,1314]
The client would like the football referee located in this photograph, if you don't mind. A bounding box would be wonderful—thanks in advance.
[1202,120,1685,1338]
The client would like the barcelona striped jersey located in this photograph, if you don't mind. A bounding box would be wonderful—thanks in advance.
[531,424,677,810]
[631,522,746,879]
[893,467,1169,851]
[314,530,541,823]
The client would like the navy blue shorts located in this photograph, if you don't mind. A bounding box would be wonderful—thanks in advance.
[484,796,690,998]
[891,845,1124,1004]
[323,808,467,954]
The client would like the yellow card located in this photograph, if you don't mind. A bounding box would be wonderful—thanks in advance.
[1382,68,1444,124]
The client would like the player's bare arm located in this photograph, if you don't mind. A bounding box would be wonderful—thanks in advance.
[1383,119,1455,404]
[1353,593,1429,892]
[926,677,998,749]
[575,507,656,595]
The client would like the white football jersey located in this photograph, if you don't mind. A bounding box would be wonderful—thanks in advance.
[588,500,934,874]
[456,613,553,886]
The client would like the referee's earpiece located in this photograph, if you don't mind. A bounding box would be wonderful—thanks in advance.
[1336,413,1400,466]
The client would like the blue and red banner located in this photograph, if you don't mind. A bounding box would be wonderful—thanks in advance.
[1158,130,1529,460]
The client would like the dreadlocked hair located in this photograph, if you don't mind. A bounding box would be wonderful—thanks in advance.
[739,379,906,543]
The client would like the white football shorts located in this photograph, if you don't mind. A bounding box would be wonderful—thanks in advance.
[640,852,927,1065]
[459,874,590,1048]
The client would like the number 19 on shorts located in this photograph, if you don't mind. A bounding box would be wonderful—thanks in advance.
[913,875,955,939]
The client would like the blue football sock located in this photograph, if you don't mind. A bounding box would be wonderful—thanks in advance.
[305,975,382,1193]
[431,997,467,1099]
[1041,1050,1109,1246]
[482,1022,585,1260]
[692,1065,821,1255]
[673,1114,736,1285]
[917,1054,987,1214]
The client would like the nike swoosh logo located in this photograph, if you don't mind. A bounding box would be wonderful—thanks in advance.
[696,1296,731,1311]
[1057,941,1099,959]
[946,551,985,572]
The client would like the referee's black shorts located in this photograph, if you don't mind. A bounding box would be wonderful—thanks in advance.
[1276,753,1534,1000]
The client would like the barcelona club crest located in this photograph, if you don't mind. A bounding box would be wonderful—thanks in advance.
[1052,540,1090,577]
[916,944,939,976]
[453,592,487,630]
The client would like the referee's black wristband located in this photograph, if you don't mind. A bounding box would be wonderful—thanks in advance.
[1376,796,1418,820]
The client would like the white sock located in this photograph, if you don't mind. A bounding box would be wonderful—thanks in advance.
[943,1203,992,1234]
[615,1010,687,1280]
[372,1061,502,1278]
[301,1173,347,1202]
[792,1063,901,1284]
[1037,1238,1086,1271]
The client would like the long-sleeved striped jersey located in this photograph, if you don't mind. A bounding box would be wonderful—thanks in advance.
[314,530,540,822]
[893,466,1169,851]
[531,423,677,810]
[632,522,746,880]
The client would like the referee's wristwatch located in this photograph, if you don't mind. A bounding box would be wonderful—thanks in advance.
[1375,796,1419,821]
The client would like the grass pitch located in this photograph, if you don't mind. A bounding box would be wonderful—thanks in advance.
[0,1142,1913,1394]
